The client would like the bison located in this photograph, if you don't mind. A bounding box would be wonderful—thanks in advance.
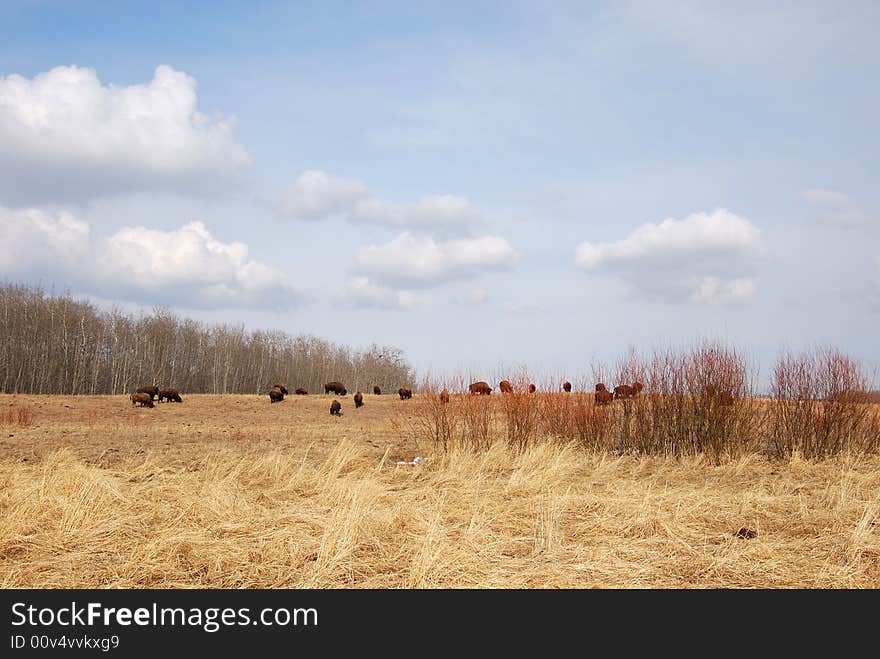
[269,387,285,403]
[137,385,159,401]
[324,381,347,396]
[330,400,342,416]
[562,381,572,393]
[294,387,308,395]
[373,385,381,395]
[499,380,514,394]
[595,383,608,392]
[158,388,182,403]
[130,392,154,408]
[439,389,450,404]
[632,382,644,396]
[469,381,492,395]
[595,389,614,405]
[528,383,536,394]
[614,384,635,399]
[354,391,364,408]
[398,387,413,400]
[272,383,289,395]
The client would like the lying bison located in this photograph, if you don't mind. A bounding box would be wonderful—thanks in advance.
[324,381,347,396]
[137,385,159,401]
[330,400,342,416]
[354,391,364,408]
[499,380,514,394]
[469,381,492,395]
[130,392,154,408]
[373,385,381,395]
[269,387,285,403]
[398,387,413,400]
[295,387,308,395]
[158,388,182,403]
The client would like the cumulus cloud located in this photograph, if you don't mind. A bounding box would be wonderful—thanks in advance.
[0,65,251,204]
[803,189,850,206]
[352,232,519,286]
[276,170,477,233]
[342,277,419,311]
[575,208,763,305]
[0,206,301,310]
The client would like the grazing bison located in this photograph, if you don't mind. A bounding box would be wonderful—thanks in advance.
[269,387,285,403]
[562,381,572,393]
[499,380,514,394]
[158,388,182,403]
[130,392,154,408]
[595,389,614,405]
[137,385,159,401]
[330,400,342,416]
[614,384,635,399]
[354,391,364,408]
[528,383,536,394]
[373,385,381,395]
[469,381,492,395]
[440,389,450,404]
[398,387,413,400]
[324,381,347,396]
[272,383,289,395]
[294,387,308,395]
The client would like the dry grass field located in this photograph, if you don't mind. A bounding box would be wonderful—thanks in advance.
[1,392,878,588]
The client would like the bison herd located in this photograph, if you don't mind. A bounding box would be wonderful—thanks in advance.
[131,385,183,407]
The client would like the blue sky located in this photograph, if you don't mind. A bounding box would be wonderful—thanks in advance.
[1,1,878,385]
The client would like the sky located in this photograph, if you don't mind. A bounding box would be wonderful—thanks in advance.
[1,0,878,386]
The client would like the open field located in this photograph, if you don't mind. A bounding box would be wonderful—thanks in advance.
[1,392,879,588]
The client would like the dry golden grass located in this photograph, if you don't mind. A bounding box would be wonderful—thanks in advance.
[1,393,878,588]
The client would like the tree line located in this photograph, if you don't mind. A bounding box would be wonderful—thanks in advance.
[0,283,414,395]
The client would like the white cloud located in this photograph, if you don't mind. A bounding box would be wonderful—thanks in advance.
[0,65,251,204]
[276,170,477,233]
[342,277,418,311]
[803,189,850,206]
[575,208,763,305]
[353,232,519,286]
[276,170,369,220]
[0,206,302,310]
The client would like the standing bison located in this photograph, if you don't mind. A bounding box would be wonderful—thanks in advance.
[330,400,342,416]
[130,392,154,408]
[562,381,572,393]
[398,387,413,400]
[468,381,492,395]
[499,380,514,393]
[137,385,159,401]
[324,381,347,395]
[354,391,364,408]
[269,387,285,403]
[373,386,381,395]
[528,383,536,394]
[158,388,183,403]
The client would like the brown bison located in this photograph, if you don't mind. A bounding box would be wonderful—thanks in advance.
[614,384,635,399]
[324,381,347,395]
[499,380,514,393]
[269,387,285,403]
[158,388,182,403]
[562,381,572,393]
[137,385,159,401]
[373,385,381,395]
[469,381,492,395]
[354,391,364,408]
[272,383,289,395]
[398,387,413,400]
[440,388,450,404]
[294,387,308,395]
[595,389,614,405]
[595,383,608,392]
[528,383,536,394]
[130,392,154,408]
[330,400,342,416]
